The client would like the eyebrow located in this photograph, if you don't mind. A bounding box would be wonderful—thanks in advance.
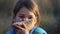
[19,14,32,16]
[19,14,25,16]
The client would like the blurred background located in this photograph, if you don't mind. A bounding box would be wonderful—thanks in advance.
[0,0,59,34]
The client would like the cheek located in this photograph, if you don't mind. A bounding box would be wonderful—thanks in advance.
[13,16,21,22]
[33,15,37,23]
[32,15,37,25]
[32,18,36,25]
[15,17,22,22]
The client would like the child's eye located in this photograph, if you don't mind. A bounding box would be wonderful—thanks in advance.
[28,16,32,19]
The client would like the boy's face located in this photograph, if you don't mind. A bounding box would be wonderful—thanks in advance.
[13,7,37,30]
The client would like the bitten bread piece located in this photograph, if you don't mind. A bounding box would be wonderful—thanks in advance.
[13,19,32,25]
[13,22,22,26]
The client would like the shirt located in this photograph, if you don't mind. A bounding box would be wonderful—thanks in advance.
[6,27,47,34]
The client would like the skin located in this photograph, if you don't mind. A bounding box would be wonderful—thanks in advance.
[12,7,37,34]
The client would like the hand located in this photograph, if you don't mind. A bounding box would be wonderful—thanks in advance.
[12,23,29,34]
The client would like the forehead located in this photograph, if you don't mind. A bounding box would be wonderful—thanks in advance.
[17,7,34,15]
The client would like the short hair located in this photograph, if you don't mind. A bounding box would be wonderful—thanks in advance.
[13,0,40,27]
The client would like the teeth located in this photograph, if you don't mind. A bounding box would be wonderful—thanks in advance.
[13,19,32,25]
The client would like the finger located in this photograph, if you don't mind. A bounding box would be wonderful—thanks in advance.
[22,23,27,29]
[12,25,19,29]
[13,25,25,30]
[15,29,21,33]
